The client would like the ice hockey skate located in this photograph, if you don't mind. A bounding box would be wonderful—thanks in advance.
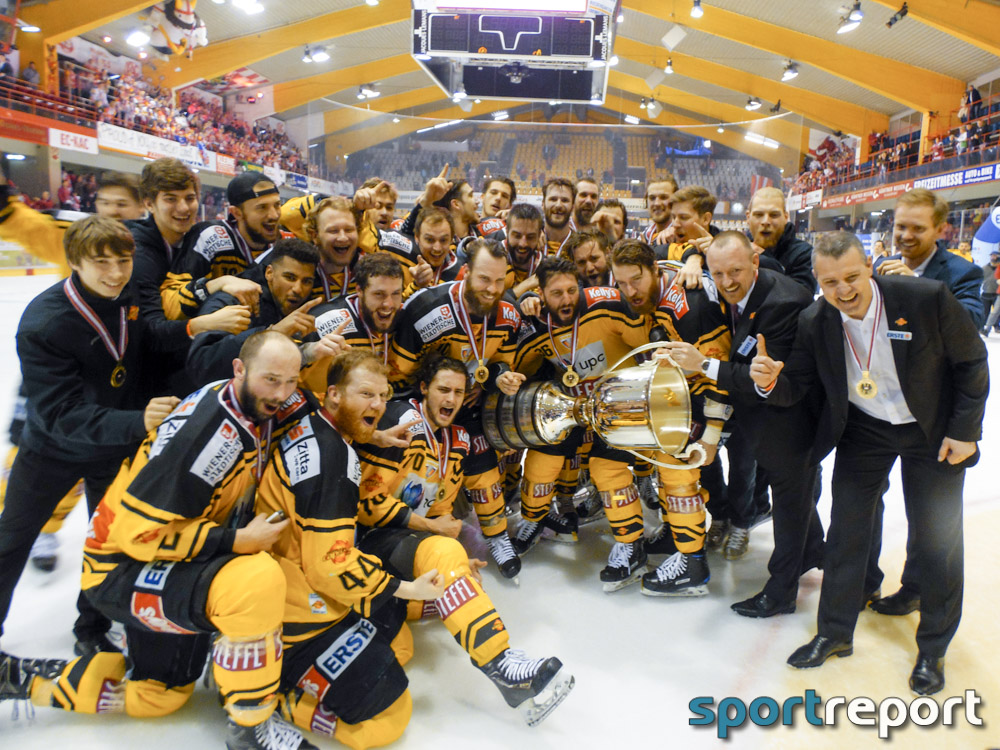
[0,650,68,701]
[479,648,575,727]
[641,552,710,597]
[225,714,318,750]
[599,541,647,592]
[487,533,522,582]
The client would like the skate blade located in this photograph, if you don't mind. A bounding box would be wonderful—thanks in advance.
[576,514,604,527]
[640,582,709,597]
[544,532,579,544]
[601,566,646,593]
[518,669,575,727]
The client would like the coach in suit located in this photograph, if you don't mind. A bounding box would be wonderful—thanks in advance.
[663,231,824,616]
[750,231,988,695]
[866,188,984,617]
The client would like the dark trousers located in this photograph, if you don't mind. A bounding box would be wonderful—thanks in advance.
[703,423,758,528]
[0,446,120,641]
[819,408,965,657]
[760,461,824,603]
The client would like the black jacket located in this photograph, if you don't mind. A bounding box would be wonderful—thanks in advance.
[16,275,152,464]
[715,269,819,470]
[186,263,285,386]
[763,223,816,294]
[768,275,988,461]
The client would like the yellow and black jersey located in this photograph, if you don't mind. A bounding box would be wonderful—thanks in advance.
[279,194,318,241]
[161,219,270,320]
[257,409,401,634]
[364,226,464,300]
[653,241,690,263]
[388,280,521,386]
[0,186,73,277]
[355,399,472,520]
[309,255,363,302]
[82,380,314,590]
[622,266,731,409]
[300,294,395,393]
[514,286,646,398]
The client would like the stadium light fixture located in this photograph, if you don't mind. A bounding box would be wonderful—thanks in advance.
[302,47,313,63]
[885,3,908,28]
[624,114,640,125]
[781,62,798,81]
[19,24,41,33]
[690,0,704,19]
[665,58,673,74]
[745,97,761,111]
[311,48,330,63]
[703,139,712,148]
[493,110,509,121]
[848,2,864,22]
[126,29,150,47]
[717,124,724,133]
[837,15,861,34]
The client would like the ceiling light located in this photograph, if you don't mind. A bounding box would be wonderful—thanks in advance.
[101,35,113,44]
[665,58,673,74]
[745,97,761,111]
[493,110,509,121]
[608,55,619,66]
[745,132,765,144]
[781,62,798,81]
[690,0,704,19]
[366,0,380,5]
[138,50,148,60]
[646,100,662,117]
[415,53,432,61]
[703,139,712,148]
[232,0,265,13]
[886,2,908,28]
[848,2,864,21]
[19,24,40,33]
[474,98,482,104]
[837,16,861,34]
[5,154,25,160]
[126,29,150,47]
[717,124,724,133]
[617,12,624,22]
[211,0,225,4]
[392,117,400,123]
[310,48,330,63]
[639,98,647,109]
[625,114,640,125]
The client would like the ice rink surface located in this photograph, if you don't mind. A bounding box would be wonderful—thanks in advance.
[0,273,998,750]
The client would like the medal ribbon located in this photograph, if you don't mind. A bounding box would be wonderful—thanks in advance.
[318,266,351,300]
[347,293,389,364]
[842,282,882,380]
[228,219,255,265]
[426,251,456,286]
[452,281,489,366]
[63,278,128,365]
[223,381,273,484]
[546,312,579,375]
[412,398,450,486]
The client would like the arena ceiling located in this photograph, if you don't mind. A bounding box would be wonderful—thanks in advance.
[17,0,1000,173]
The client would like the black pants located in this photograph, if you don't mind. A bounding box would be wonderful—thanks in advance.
[0,445,121,641]
[760,461,824,603]
[819,408,966,657]
[704,423,758,529]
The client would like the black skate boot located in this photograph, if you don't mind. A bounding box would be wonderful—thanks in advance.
[479,648,575,727]
[225,714,319,750]
[636,475,659,509]
[599,541,647,592]
[0,651,67,701]
[487,534,522,580]
[641,551,710,597]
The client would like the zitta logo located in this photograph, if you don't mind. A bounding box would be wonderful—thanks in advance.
[689,690,984,740]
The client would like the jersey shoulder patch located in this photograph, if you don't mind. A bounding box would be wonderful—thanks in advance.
[189,419,243,486]
[192,224,236,262]
[477,217,506,235]
[414,302,456,343]
[285,435,321,486]
[315,306,357,336]
[497,300,521,328]
[583,286,622,306]
[378,230,413,254]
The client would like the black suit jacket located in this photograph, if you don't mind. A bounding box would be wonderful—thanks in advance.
[716,269,817,469]
[769,275,988,461]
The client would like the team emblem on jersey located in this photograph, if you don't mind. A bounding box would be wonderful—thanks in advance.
[323,539,352,565]
[281,415,315,449]
[399,478,427,510]
[316,308,357,336]
[415,304,456,343]
[661,285,690,318]
[190,419,243,485]
[308,593,328,616]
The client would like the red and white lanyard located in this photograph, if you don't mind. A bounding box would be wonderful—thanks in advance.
[411,398,450,481]
[347,293,389,364]
[842,282,882,378]
[546,312,579,373]
[63,277,128,365]
[452,281,489,364]
[223,381,273,484]
[319,265,352,300]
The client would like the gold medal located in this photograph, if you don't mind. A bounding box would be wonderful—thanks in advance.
[562,368,580,388]
[856,372,877,399]
[110,363,126,388]
[474,362,490,384]
[437,487,447,501]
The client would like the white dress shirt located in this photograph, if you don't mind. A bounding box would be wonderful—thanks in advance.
[704,278,757,381]
[840,279,916,424]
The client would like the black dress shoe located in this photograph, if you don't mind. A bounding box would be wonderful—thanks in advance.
[73,634,122,658]
[787,635,853,669]
[909,653,945,696]
[731,592,796,618]
[869,587,920,616]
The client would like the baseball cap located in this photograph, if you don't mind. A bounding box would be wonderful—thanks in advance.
[227,172,279,206]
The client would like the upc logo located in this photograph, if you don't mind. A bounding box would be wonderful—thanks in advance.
[689,689,984,740]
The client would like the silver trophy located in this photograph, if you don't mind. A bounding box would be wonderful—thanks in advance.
[483,344,705,469]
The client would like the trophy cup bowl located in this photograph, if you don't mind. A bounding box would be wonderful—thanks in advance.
[482,344,701,468]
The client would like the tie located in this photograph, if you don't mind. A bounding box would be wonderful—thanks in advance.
[730,303,741,334]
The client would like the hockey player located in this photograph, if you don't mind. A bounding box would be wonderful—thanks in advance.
[0,331,318,750]
[482,177,515,220]
[187,238,321,384]
[563,228,612,289]
[379,207,465,298]
[388,239,526,579]
[302,195,366,301]
[159,172,282,321]
[573,177,600,228]
[0,216,180,657]
[541,178,575,256]
[640,175,678,244]
[354,353,575,724]
[302,253,406,393]
[357,176,398,232]
[611,239,733,597]
[513,258,651,590]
